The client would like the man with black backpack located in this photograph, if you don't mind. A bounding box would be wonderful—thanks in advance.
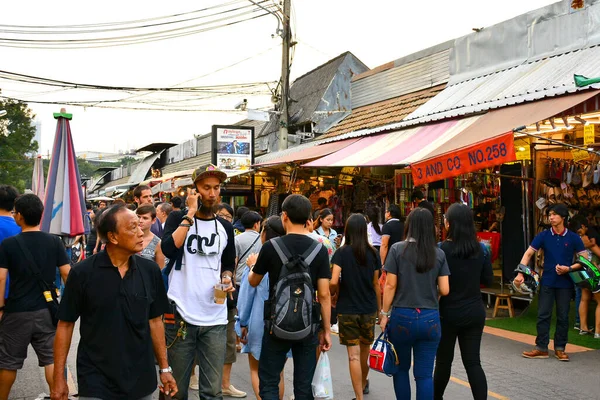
[249,194,332,400]
[0,194,71,399]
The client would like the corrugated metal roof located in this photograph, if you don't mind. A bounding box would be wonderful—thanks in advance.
[404,45,600,124]
[260,52,368,137]
[322,85,445,139]
[351,49,450,108]
[162,152,211,175]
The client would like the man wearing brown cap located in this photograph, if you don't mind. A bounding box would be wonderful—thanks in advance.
[161,164,237,400]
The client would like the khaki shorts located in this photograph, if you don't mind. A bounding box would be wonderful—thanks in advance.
[0,308,55,370]
[338,312,377,346]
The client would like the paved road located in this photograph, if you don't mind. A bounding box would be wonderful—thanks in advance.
[9,324,600,400]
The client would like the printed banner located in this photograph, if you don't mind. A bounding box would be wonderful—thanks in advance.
[411,132,516,186]
[212,126,254,172]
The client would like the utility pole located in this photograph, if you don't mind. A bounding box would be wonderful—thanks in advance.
[278,0,291,151]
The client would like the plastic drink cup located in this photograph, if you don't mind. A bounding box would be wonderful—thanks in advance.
[214,284,228,304]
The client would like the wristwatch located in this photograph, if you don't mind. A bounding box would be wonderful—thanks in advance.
[159,366,173,374]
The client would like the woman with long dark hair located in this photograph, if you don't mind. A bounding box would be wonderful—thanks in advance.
[330,214,381,400]
[433,203,493,400]
[315,208,338,243]
[366,207,383,251]
[380,208,450,399]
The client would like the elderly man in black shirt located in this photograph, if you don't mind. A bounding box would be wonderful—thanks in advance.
[51,204,177,400]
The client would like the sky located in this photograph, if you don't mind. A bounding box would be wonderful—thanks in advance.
[0,0,559,157]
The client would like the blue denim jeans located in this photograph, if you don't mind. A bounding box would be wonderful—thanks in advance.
[388,308,441,400]
[536,285,573,352]
[258,329,318,400]
[575,285,582,325]
[165,315,227,400]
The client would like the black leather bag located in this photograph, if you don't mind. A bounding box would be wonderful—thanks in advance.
[15,235,60,326]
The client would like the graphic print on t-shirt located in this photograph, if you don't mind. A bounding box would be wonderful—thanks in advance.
[167,216,233,326]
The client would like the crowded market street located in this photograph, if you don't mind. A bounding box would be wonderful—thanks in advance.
[10,322,600,400]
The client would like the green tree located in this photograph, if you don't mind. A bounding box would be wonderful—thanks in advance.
[0,100,37,192]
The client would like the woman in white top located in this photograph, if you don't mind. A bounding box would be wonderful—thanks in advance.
[366,207,383,251]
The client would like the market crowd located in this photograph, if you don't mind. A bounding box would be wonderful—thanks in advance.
[0,163,597,400]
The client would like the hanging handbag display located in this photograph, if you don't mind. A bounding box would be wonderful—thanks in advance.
[15,235,61,326]
[368,328,399,376]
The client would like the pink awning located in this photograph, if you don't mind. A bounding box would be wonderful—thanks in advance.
[254,138,360,166]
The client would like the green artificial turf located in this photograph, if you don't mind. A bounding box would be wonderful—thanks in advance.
[486,296,600,350]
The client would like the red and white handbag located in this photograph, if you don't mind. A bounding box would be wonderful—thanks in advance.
[368,328,399,376]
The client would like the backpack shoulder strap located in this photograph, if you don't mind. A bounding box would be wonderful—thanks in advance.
[302,240,322,266]
[270,237,292,264]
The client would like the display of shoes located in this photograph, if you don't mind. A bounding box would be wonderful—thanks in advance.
[222,384,247,398]
[331,323,339,334]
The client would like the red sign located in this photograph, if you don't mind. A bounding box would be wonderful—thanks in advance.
[411,132,516,186]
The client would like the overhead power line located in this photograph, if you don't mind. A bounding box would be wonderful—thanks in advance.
[0,0,247,30]
[0,95,259,113]
[0,69,274,92]
[0,4,278,49]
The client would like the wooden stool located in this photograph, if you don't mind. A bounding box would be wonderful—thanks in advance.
[493,293,514,318]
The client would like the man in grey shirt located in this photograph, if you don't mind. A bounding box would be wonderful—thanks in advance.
[235,211,263,284]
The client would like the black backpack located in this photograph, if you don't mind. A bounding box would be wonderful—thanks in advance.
[267,237,322,341]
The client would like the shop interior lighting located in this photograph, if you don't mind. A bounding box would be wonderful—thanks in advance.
[574,116,589,125]
[518,146,526,151]
[588,147,594,151]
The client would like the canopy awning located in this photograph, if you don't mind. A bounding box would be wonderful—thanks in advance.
[140,168,195,186]
[254,138,360,167]
[305,118,481,167]
[306,90,600,170]
[128,151,164,185]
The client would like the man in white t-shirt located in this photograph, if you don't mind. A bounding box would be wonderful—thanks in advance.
[161,164,236,400]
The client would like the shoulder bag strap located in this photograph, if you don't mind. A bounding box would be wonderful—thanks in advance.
[233,234,261,280]
[14,234,51,292]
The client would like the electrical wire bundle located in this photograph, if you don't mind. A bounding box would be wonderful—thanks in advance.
[0,0,280,49]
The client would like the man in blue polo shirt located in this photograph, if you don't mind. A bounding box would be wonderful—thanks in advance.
[516,204,586,362]
[0,185,21,301]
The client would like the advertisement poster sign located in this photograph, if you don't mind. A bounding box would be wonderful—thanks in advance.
[211,125,254,173]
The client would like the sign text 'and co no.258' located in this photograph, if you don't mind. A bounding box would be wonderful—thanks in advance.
[410,132,516,186]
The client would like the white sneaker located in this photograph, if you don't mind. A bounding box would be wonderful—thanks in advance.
[331,323,339,334]
[222,384,247,398]
[189,373,199,390]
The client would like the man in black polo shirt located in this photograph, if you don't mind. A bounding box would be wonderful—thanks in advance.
[380,204,404,266]
[51,204,177,400]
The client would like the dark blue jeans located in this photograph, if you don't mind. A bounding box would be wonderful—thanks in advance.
[575,285,582,325]
[258,329,318,400]
[536,285,573,352]
[388,308,441,400]
[165,317,227,400]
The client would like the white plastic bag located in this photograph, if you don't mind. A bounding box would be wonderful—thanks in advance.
[311,352,334,399]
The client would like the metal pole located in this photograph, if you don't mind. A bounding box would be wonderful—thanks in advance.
[278,0,291,151]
